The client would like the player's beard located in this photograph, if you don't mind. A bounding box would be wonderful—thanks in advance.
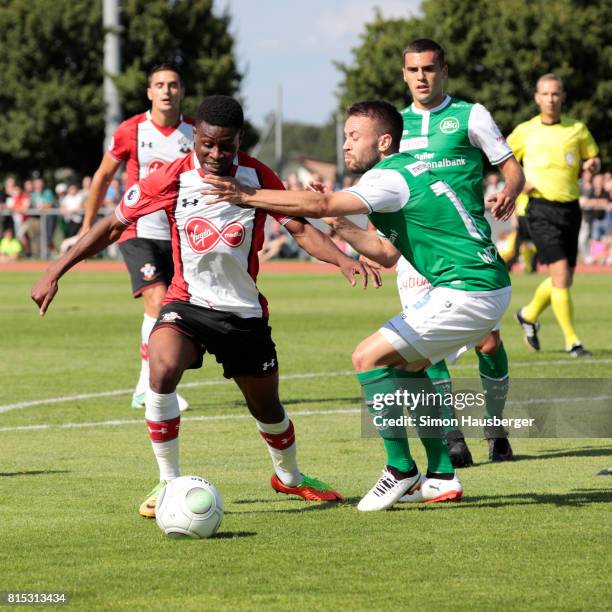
[346,146,380,174]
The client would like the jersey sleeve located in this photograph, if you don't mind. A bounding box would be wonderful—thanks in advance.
[115,161,179,225]
[107,121,132,162]
[468,104,514,165]
[344,169,409,213]
[506,123,526,162]
[578,123,599,160]
[249,156,295,226]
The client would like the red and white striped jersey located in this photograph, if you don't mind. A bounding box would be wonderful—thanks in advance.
[115,151,292,318]
[108,111,195,243]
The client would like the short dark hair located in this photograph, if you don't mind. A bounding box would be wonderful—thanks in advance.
[402,38,445,66]
[346,100,403,148]
[147,63,183,85]
[196,95,244,130]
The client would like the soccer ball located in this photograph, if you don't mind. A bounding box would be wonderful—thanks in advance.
[155,476,224,539]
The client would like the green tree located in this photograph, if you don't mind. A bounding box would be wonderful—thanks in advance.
[337,0,611,165]
[0,0,245,179]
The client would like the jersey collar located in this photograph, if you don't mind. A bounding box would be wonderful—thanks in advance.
[410,95,452,115]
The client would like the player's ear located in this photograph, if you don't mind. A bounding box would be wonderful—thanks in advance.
[378,133,393,154]
[441,63,448,79]
[147,87,153,103]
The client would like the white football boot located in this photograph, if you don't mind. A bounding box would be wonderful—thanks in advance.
[357,466,421,512]
[398,472,463,503]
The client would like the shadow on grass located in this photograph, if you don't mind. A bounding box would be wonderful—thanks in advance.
[212,531,257,540]
[0,470,70,477]
[390,488,612,511]
[226,500,344,515]
[513,445,612,461]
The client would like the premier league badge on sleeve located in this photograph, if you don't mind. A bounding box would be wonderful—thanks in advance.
[125,184,141,207]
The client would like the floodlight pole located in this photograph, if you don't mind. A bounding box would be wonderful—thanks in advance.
[103,0,122,151]
[275,84,283,177]
[336,113,345,189]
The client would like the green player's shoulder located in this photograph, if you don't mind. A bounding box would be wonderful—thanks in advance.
[448,97,475,110]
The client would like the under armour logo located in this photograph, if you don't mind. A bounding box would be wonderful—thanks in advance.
[141,141,153,148]
[181,198,199,208]
[262,359,276,371]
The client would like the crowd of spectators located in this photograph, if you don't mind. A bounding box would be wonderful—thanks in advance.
[1,168,610,267]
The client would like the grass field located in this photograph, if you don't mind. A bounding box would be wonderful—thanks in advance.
[1,268,611,610]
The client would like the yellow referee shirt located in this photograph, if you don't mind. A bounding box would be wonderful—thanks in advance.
[507,115,599,202]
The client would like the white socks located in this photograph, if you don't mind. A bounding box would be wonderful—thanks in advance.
[145,389,180,481]
[135,314,157,396]
[256,411,302,487]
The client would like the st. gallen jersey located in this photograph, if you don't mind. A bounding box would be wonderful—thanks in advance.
[346,153,511,293]
[108,111,195,243]
[115,151,292,318]
[396,95,513,298]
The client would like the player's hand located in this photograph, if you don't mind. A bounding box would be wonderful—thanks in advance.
[31,274,59,316]
[338,255,381,289]
[306,181,330,194]
[200,174,255,205]
[486,191,516,222]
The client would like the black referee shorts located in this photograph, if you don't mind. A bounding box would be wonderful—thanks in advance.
[525,198,582,267]
[152,301,279,379]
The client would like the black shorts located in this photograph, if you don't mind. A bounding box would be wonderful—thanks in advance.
[118,237,174,297]
[525,198,581,267]
[152,301,279,379]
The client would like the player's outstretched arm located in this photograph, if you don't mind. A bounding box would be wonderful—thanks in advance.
[486,156,525,222]
[323,217,400,269]
[31,214,126,315]
[201,174,368,218]
[80,154,121,234]
[284,218,381,288]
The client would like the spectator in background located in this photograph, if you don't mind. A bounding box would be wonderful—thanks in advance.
[0,227,23,262]
[1,176,17,233]
[30,178,57,257]
[484,173,505,199]
[60,183,85,238]
[8,184,31,256]
[286,173,303,191]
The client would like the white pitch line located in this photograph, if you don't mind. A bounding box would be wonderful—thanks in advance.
[0,408,361,433]
[1,357,611,415]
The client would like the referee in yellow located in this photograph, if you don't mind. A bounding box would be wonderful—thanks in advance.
[508,73,600,357]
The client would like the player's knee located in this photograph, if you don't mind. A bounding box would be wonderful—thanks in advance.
[352,344,373,372]
[149,355,182,393]
[477,332,501,355]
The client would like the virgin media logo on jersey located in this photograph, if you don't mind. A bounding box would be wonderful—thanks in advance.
[184,217,245,254]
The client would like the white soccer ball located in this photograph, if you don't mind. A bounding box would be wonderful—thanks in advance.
[155,476,224,539]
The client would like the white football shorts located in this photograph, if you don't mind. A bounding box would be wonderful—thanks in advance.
[380,286,511,366]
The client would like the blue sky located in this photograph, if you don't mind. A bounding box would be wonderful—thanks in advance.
[222,0,421,128]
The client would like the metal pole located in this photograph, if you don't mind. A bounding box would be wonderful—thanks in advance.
[275,84,283,177]
[336,113,345,189]
[103,0,122,152]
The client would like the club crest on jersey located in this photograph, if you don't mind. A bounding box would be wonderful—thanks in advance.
[161,311,182,323]
[140,262,156,280]
[124,184,141,207]
[147,159,166,176]
[178,137,192,154]
[440,117,460,134]
[184,217,246,254]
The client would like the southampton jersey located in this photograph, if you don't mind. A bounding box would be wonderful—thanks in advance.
[108,111,195,243]
[507,115,599,202]
[346,154,510,292]
[115,152,292,318]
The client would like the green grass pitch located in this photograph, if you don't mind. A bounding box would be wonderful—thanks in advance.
[1,269,611,610]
